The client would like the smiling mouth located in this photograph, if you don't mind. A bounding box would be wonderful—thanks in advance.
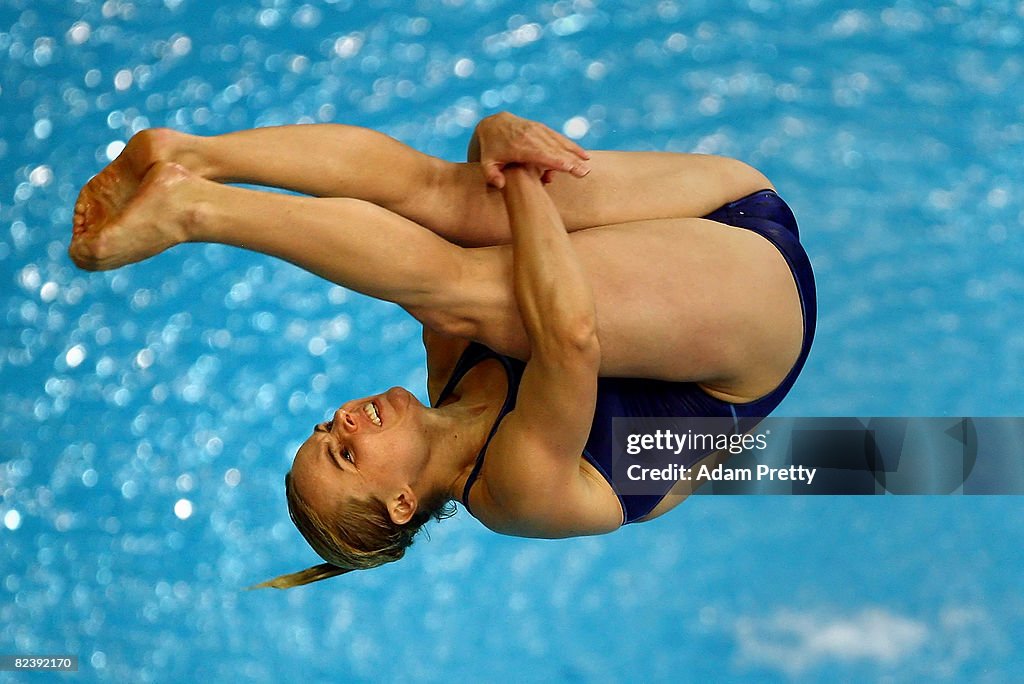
[363,401,381,427]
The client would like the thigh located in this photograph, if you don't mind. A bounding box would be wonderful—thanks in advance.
[427,152,774,247]
[464,217,804,401]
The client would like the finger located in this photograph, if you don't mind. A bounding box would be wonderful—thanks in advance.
[570,143,591,161]
[542,140,591,175]
[540,124,591,160]
[525,134,574,166]
[484,164,506,189]
[536,147,590,178]
[558,134,591,161]
[527,147,569,171]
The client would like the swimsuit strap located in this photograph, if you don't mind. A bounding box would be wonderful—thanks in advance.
[433,342,496,409]
[432,343,522,514]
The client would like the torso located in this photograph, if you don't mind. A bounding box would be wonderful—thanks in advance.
[423,328,626,526]
[419,188,816,530]
[423,332,731,528]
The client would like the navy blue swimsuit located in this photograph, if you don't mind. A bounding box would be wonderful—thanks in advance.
[435,190,817,525]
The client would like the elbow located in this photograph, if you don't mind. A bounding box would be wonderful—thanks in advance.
[544,313,601,368]
[568,315,600,356]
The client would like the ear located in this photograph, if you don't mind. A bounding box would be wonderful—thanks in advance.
[387,486,418,526]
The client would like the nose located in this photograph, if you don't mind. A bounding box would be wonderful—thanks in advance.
[332,408,359,433]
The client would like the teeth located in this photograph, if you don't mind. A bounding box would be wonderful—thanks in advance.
[363,402,381,427]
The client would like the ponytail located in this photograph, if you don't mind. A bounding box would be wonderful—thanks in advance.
[247,562,352,590]
[251,472,455,589]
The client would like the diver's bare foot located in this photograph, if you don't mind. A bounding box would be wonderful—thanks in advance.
[72,128,191,237]
[69,162,194,271]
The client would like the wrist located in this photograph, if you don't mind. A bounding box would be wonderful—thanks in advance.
[499,165,531,195]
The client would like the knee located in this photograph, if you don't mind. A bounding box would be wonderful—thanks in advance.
[419,156,457,210]
[416,162,507,248]
[400,157,462,227]
[729,158,775,192]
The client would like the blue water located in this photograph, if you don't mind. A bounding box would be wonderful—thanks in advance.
[2,0,1023,681]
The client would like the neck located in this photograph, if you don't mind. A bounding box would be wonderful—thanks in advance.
[418,396,502,503]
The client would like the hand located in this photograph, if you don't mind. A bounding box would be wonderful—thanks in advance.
[474,112,591,189]
[498,163,546,190]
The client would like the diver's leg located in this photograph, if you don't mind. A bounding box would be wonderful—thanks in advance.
[73,126,440,238]
[441,150,774,245]
[465,215,803,400]
[70,162,480,336]
[183,123,776,247]
[80,126,774,248]
[185,124,775,246]
[70,163,800,399]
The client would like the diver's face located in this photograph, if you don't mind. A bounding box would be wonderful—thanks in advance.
[289,386,427,522]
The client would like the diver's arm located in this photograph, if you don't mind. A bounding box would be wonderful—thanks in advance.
[471,165,620,537]
[503,165,598,362]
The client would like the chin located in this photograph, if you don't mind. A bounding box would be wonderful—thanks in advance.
[387,386,417,410]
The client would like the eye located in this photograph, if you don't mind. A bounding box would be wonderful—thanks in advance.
[327,440,354,465]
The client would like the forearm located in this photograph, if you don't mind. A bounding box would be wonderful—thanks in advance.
[501,168,598,356]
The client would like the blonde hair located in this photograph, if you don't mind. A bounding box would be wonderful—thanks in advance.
[250,472,455,589]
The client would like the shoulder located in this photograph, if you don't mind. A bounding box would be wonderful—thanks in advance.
[464,438,625,539]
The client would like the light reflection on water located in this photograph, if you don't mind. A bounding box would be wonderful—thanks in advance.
[2,0,1023,681]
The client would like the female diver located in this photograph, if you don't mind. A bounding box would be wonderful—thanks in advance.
[70,112,816,588]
